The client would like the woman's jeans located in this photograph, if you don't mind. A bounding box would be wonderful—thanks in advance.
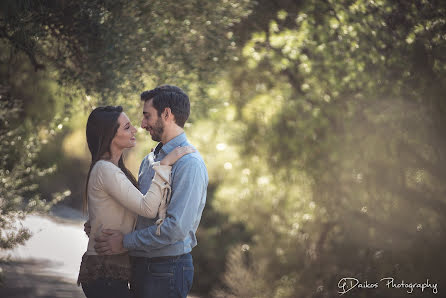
[130,253,194,298]
[81,277,132,298]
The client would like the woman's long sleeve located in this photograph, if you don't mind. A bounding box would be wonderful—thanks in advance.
[96,161,171,219]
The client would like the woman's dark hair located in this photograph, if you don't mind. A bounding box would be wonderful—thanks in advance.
[140,85,190,128]
[83,106,138,213]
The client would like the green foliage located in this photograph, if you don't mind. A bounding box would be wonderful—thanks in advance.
[0,0,255,293]
[213,0,446,297]
[0,87,68,251]
[1,0,253,100]
[0,39,72,257]
[191,183,252,295]
[2,0,445,296]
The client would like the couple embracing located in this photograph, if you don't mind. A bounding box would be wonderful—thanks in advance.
[78,85,208,298]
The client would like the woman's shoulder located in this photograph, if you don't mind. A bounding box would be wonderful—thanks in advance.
[91,160,120,176]
[89,160,122,189]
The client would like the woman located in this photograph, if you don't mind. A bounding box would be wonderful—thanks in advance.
[77,106,193,298]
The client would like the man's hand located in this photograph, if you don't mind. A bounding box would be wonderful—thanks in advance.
[94,229,127,255]
[84,220,91,238]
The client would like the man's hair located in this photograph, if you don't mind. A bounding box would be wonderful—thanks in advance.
[140,85,190,128]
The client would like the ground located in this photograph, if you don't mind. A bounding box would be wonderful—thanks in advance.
[0,206,199,298]
[0,206,88,297]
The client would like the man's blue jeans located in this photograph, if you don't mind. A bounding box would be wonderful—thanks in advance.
[130,253,194,298]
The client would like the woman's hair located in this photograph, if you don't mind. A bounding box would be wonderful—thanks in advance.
[83,105,138,213]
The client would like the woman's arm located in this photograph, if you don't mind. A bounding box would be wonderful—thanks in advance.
[98,146,195,218]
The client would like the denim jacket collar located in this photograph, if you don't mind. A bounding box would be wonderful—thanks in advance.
[158,132,187,156]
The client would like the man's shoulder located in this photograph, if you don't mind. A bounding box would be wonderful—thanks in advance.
[137,153,153,177]
[174,151,207,178]
[178,151,205,165]
[141,153,151,163]
[140,152,154,166]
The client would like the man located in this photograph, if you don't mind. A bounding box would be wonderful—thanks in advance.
[94,85,208,298]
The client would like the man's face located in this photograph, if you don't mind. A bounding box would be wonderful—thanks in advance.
[141,99,164,142]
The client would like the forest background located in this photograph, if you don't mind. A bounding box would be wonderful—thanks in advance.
[1,1,445,297]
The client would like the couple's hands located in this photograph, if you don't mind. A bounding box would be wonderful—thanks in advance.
[84,221,125,255]
[160,146,195,166]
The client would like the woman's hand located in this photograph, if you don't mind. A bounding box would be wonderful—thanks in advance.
[160,146,195,166]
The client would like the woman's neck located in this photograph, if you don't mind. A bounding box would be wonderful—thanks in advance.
[108,154,121,166]
[105,146,123,166]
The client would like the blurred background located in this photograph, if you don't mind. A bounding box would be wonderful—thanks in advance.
[1,0,445,297]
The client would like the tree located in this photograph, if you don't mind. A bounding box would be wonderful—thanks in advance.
[0,1,253,291]
[214,0,446,297]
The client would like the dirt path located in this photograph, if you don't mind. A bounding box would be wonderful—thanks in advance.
[0,206,200,298]
[0,206,88,297]
[0,259,85,298]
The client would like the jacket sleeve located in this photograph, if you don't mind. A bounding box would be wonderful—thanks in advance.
[97,161,172,219]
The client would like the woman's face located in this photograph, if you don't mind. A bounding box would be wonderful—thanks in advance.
[111,112,137,149]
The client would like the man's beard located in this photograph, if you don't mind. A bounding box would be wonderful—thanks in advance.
[150,117,164,142]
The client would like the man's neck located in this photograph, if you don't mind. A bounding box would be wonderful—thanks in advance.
[161,126,184,145]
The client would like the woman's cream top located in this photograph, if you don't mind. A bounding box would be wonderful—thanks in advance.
[85,159,171,255]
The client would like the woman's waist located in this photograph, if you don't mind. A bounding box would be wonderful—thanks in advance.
[89,216,135,235]
[81,252,130,263]
[86,223,134,255]
[78,253,131,284]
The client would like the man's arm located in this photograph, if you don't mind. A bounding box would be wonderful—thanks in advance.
[84,220,91,237]
[123,156,206,251]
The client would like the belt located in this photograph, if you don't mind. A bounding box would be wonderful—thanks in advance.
[131,254,186,263]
